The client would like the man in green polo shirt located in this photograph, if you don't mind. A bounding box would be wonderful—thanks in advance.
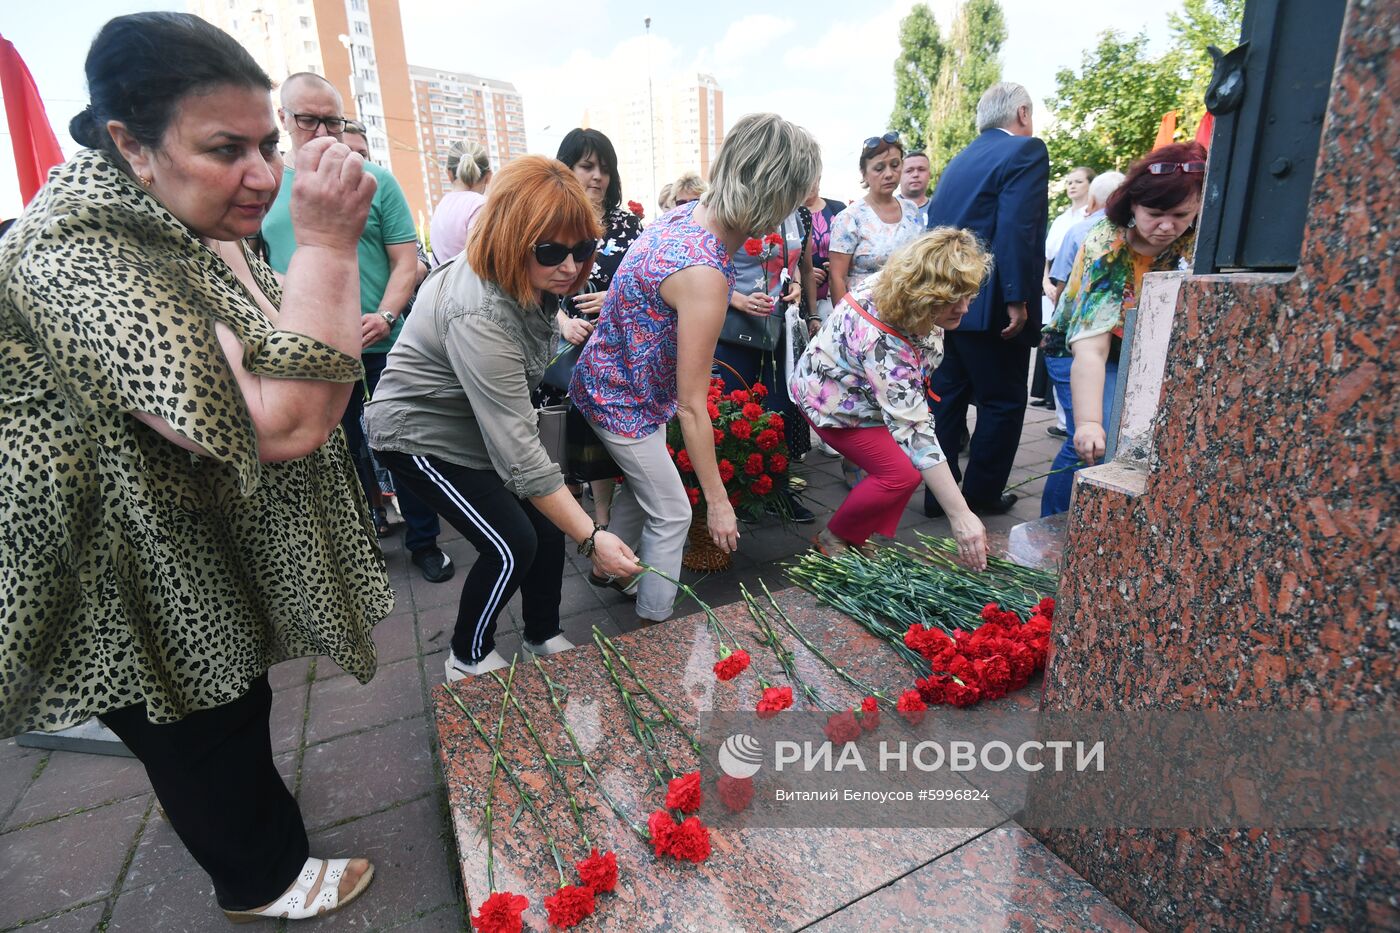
[262,72,452,583]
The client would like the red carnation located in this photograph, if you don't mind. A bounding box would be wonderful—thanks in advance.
[543,884,595,928]
[751,382,768,399]
[744,453,765,476]
[750,474,774,496]
[717,774,754,812]
[666,444,675,458]
[860,696,880,732]
[627,199,645,218]
[743,238,763,256]
[707,384,723,401]
[914,675,946,705]
[764,232,783,247]
[647,809,676,856]
[706,401,721,421]
[973,655,1013,700]
[676,450,693,473]
[471,890,529,933]
[897,689,927,725]
[730,420,752,440]
[575,848,618,895]
[729,492,742,508]
[755,685,793,718]
[1035,597,1056,620]
[718,459,735,482]
[765,414,785,434]
[755,428,780,451]
[728,389,751,404]
[713,427,725,445]
[741,402,764,421]
[713,648,750,681]
[824,709,861,745]
[667,816,712,862]
[665,771,703,813]
[946,679,981,707]
[687,486,701,507]
[767,453,788,474]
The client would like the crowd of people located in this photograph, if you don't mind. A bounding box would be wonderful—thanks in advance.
[0,10,1208,922]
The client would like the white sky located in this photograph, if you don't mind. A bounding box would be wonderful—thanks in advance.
[1,1,1178,215]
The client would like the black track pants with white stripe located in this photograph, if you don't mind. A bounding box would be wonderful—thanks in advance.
[375,450,564,662]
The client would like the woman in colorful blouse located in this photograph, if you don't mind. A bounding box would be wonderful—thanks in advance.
[827,133,924,297]
[792,229,991,567]
[1040,142,1204,516]
[571,113,821,623]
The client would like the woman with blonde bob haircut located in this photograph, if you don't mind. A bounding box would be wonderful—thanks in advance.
[790,228,992,567]
[671,171,706,205]
[367,156,641,678]
[572,113,820,624]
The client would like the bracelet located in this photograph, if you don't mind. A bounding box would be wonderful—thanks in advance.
[377,310,396,328]
[577,522,602,558]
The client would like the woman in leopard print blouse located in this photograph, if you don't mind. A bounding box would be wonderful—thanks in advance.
[0,13,392,922]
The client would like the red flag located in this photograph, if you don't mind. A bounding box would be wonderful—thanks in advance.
[0,34,66,205]
[1194,112,1215,151]
[1153,110,1179,150]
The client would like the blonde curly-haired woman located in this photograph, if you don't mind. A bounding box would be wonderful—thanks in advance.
[791,229,992,568]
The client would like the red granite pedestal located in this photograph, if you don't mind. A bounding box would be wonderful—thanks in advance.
[1029,1,1398,929]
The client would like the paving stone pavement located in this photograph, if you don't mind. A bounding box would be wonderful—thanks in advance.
[0,403,1066,931]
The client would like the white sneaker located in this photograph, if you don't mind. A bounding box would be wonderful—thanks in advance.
[444,649,510,681]
[522,634,575,656]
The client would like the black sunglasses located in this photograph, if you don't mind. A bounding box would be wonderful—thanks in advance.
[862,131,901,151]
[1146,161,1207,175]
[533,240,597,267]
[291,112,347,134]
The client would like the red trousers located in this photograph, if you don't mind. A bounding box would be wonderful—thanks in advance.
[811,422,923,545]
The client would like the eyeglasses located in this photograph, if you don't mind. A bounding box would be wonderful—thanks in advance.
[1146,161,1207,175]
[862,131,901,151]
[533,240,597,267]
[291,112,347,134]
[343,120,367,136]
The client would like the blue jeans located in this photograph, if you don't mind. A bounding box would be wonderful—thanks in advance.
[1041,355,1118,516]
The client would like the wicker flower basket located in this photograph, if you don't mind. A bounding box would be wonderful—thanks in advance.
[682,512,732,572]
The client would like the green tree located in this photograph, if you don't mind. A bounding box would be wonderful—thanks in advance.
[1041,0,1245,212]
[1042,31,1186,184]
[889,4,945,150]
[1167,0,1247,126]
[925,0,1007,179]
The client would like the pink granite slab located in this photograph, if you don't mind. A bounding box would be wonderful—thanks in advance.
[434,588,996,931]
[807,825,1145,932]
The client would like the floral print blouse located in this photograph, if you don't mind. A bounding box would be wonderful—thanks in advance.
[789,275,946,470]
[585,206,644,296]
[571,201,734,438]
[1049,218,1196,349]
[828,197,923,291]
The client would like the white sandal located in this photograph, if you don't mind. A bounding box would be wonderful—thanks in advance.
[223,856,374,923]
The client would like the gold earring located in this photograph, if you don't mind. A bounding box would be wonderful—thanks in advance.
[140,175,153,189]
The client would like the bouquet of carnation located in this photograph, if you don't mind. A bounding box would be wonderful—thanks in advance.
[667,378,790,522]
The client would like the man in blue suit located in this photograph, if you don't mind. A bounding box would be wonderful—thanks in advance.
[924,82,1048,516]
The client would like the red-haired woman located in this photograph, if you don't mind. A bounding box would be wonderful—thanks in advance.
[1040,142,1204,514]
[366,156,641,678]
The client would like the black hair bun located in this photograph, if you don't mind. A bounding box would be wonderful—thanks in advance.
[69,106,102,149]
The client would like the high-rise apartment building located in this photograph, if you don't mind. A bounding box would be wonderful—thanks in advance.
[583,74,724,215]
[188,0,429,227]
[409,66,527,212]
